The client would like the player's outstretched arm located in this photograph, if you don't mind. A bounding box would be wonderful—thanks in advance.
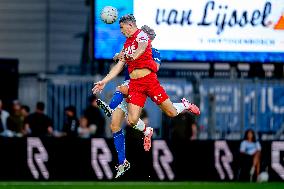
[92,60,125,94]
[101,60,125,83]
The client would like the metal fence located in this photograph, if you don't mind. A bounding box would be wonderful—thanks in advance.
[198,79,284,139]
[46,76,284,139]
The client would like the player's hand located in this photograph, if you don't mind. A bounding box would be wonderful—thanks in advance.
[125,54,134,60]
[113,52,125,62]
[92,81,106,94]
[118,54,125,62]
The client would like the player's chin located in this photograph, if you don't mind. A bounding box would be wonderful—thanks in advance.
[123,33,130,38]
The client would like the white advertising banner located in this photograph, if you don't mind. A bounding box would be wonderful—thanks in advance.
[134,0,284,52]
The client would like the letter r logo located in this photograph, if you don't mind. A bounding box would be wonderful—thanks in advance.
[27,137,49,180]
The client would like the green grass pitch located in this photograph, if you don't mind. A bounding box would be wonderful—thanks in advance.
[0,182,282,189]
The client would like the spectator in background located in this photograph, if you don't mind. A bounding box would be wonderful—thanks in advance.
[0,99,10,136]
[239,129,261,181]
[7,100,25,137]
[140,109,149,128]
[62,105,79,137]
[170,112,197,142]
[77,115,96,138]
[84,95,105,137]
[24,102,53,137]
[20,105,30,136]
[20,105,30,119]
[190,123,198,140]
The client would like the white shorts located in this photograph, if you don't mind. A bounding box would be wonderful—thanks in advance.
[117,98,128,116]
[116,80,129,116]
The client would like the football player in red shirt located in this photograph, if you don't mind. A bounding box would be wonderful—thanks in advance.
[93,14,200,177]
[94,25,163,178]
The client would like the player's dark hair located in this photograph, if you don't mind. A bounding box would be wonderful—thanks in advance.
[243,129,256,142]
[36,102,45,111]
[119,14,136,25]
[141,25,156,40]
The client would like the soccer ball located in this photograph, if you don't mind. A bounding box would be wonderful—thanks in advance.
[100,6,118,24]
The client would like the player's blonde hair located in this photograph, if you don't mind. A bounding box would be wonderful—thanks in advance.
[141,25,156,41]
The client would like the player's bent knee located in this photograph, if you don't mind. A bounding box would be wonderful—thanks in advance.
[127,116,139,127]
[110,123,121,133]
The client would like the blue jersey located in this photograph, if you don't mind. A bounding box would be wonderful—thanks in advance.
[151,48,161,65]
[124,48,161,80]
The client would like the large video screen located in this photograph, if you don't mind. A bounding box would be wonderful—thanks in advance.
[94,0,284,63]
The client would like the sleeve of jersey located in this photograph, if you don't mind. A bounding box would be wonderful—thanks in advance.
[136,31,149,43]
[152,48,162,64]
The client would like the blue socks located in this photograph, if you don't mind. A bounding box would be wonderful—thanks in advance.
[113,129,126,165]
[109,91,124,110]
[110,91,126,164]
